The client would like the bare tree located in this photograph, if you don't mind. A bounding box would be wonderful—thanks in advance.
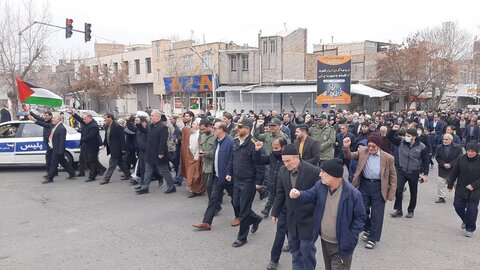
[0,0,50,115]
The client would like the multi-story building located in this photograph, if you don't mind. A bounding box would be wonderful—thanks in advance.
[75,43,155,114]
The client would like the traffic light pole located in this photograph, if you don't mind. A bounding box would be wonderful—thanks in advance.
[17,21,88,76]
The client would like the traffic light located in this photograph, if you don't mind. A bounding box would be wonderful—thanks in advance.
[84,23,92,42]
[65,18,73,38]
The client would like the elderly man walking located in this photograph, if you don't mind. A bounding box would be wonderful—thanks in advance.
[435,134,462,204]
[343,133,397,249]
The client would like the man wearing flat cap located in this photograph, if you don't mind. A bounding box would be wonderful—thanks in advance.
[271,144,320,270]
[448,142,480,238]
[343,133,397,249]
[226,116,264,248]
[310,114,336,167]
[290,158,365,270]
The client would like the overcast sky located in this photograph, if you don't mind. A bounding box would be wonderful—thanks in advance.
[10,0,480,61]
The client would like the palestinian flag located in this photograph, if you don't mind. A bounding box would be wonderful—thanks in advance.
[16,77,63,108]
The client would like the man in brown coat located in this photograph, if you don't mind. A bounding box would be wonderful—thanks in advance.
[343,133,397,250]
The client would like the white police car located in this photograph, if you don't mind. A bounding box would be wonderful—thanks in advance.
[0,120,81,167]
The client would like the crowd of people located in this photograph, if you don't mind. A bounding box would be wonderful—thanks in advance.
[27,106,480,270]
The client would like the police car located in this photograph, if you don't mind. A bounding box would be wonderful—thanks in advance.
[0,120,81,167]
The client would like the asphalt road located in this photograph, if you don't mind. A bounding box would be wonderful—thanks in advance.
[0,154,479,270]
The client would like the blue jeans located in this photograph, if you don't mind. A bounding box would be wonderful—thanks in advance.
[454,196,479,232]
[288,232,317,270]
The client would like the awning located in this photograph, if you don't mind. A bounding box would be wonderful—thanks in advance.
[243,84,389,97]
[216,85,258,92]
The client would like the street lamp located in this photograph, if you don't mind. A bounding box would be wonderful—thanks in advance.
[189,47,217,114]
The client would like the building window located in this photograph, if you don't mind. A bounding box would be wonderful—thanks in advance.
[113,62,118,73]
[146,58,152,74]
[123,61,129,75]
[241,54,249,71]
[93,65,99,75]
[229,55,237,71]
[182,55,192,72]
[135,59,140,74]
[156,69,162,83]
[263,40,268,54]
[270,39,276,54]
[156,44,161,58]
[202,52,211,70]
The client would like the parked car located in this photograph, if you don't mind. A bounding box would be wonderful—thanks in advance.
[0,120,81,167]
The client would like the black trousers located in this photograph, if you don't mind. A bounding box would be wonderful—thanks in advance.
[103,155,131,181]
[270,208,288,263]
[78,145,86,174]
[85,150,99,180]
[45,148,53,173]
[394,170,419,213]
[47,153,75,180]
[454,196,479,233]
[203,176,239,224]
[360,179,385,242]
[233,180,260,241]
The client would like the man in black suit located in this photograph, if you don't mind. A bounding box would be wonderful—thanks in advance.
[100,113,131,185]
[71,109,104,182]
[271,144,321,270]
[42,115,76,184]
[135,110,176,194]
[293,124,321,166]
[28,110,53,175]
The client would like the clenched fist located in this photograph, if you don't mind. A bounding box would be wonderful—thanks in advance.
[343,137,351,148]
[289,188,300,199]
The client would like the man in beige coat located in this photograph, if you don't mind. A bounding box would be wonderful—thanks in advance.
[343,133,397,250]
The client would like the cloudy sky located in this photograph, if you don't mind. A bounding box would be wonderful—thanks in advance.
[9,0,480,60]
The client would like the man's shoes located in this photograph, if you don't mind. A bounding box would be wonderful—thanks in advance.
[232,240,247,248]
[66,174,76,180]
[390,210,403,218]
[266,261,279,270]
[192,223,211,231]
[134,186,142,190]
[251,217,262,233]
[281,245,290,253]
[85,178,95,182]
[121,175,132,180]
[461,222,466,230]
[406,212,414,218]
[465,231,473,238]
[99,180,109,185]
[435,197,446,204]
[259,189,269,200]
[97,169,106,176]
[135,189,149,195]
[129,180,138,186]
[231,218,240,227]
[365,240,376,249]
[43,174,49,179]
[188,192,198,198]
[164,187,177,194]
[261,208,270,218]
[41,179,53,184]
[77,173,85,177]
[362,232,370,242]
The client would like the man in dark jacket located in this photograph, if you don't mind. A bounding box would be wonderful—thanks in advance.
[253,137,289,270]
[388,126,430,218]
[226,117,263,248]
[271,144,320,270]
[135,110,175,194]
[294,124,321,166]
[28,110,53,174]
[448,142,480,238]
[131,116,148,185]
[435,134,463,204]
[71,110,104,182]
[290,158,365,270]
[192,121,239,230]
[100,113,131,185]
[42,115,76,183]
